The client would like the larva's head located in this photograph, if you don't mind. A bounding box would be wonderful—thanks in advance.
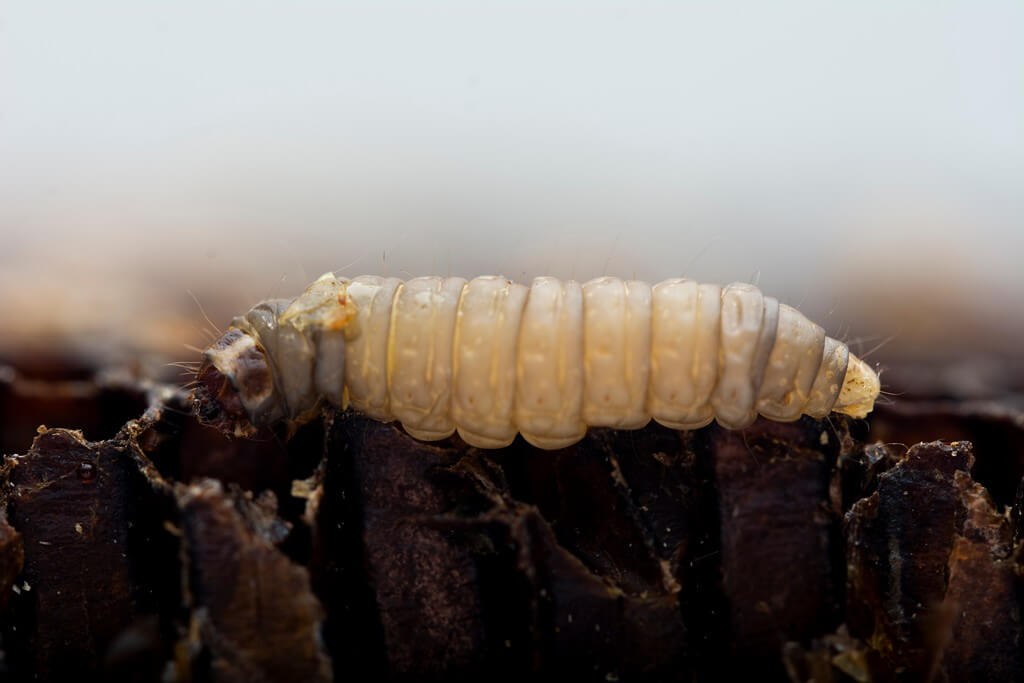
[832,353,881,419]
[193,273,357,436]
[193,328,276,437]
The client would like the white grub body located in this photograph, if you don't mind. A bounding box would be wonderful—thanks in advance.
[208,273,880,449]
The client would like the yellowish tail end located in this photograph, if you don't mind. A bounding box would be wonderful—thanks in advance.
[832,353,880,419]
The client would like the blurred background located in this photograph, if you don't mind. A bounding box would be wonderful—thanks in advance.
[1,2,1022,393]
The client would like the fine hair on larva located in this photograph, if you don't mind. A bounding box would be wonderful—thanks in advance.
[193,273,881,449]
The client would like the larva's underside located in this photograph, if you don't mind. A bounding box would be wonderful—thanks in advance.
[195,274,880,449]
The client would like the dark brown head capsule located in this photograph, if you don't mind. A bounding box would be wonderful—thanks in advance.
[193,327,278,437]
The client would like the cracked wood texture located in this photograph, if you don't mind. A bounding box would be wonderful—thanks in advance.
[0,360,1023,681]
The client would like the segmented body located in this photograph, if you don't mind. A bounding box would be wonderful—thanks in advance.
[197,274,879,449]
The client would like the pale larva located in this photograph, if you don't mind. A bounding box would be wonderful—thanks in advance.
[194,273,880,449]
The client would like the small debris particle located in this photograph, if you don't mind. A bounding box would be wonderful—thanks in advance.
[291,476,316,499]
[77,462,96,483]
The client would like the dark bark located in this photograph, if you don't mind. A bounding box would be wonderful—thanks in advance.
[176,480,332,683]
[0,360,1022,681]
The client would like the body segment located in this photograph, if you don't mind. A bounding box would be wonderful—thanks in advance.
[197,273,881,447]
[516,277,586,449]
[647,279,722,430]
[581,277,652,430]
[343,275,401,420]
[387,276,464,441]
[452,276,529,448]
[711,282,768,430]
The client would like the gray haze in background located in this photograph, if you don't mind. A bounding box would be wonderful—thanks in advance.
[1,2,1022,360]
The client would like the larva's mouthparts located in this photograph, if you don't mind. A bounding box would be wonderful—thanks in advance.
[193,328,275,438]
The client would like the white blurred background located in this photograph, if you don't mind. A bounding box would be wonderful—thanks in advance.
[1,2,1022,378]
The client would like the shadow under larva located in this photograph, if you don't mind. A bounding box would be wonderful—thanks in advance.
[193,273,880,448]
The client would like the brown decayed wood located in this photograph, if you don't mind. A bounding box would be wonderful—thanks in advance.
[0,361,1022,681]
